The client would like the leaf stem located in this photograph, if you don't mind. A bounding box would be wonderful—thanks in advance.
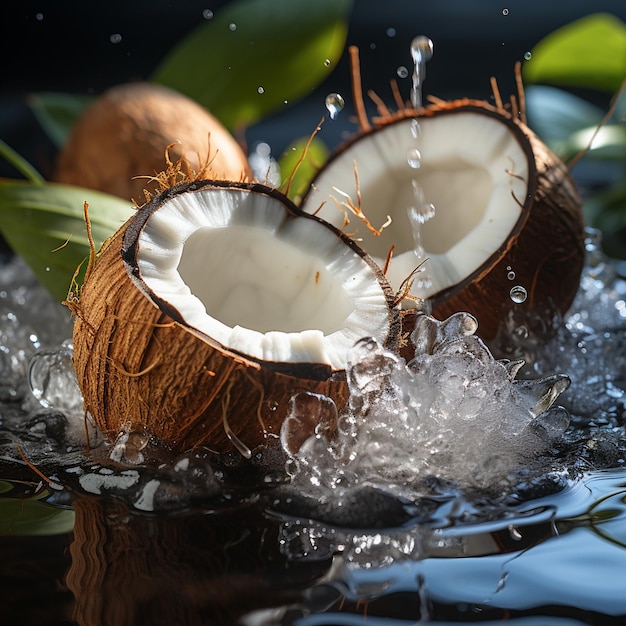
[0,138,45,184]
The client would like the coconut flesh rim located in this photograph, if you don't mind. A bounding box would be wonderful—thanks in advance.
[134,185,392,371]
[301,111,529,301]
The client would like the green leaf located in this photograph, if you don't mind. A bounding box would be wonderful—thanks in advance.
[0,180,134,301]
[28,92,92,148]
[525,86,605,146]
[279,135,329,202]
[562,124,626,162]
[584,181,626,259]
[0,494,74,536]
[0,139,45,184]
[524,13,626,93]
[152,0,352,131]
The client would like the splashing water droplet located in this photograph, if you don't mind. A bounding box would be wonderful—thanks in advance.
[507,270,516,280]
[109,33,122,44]
[524,51,532,60]
[409,203,436,225]
[324,58,331,67]
[407,148,422,169]
[386,27,397,37]
[397,66,409,78]
[502,8,510,15]
[325,92,345,120]
[510,285,528,303]
[257,86,265,94]
[202,8,214,19]
[35,12,44,21]
[28,343,83,416]
[229,22,237,31]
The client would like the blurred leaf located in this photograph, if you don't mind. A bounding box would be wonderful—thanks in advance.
[584,181,626,259]
[279,135,329,202]
[0,180,134,301]
[525,86,605,146]
[0,138,45,184]
[28,92,92,148]
[524,13,626,93]
[0,493,74,536]
[152,0,352,131]
[563,124,626,162]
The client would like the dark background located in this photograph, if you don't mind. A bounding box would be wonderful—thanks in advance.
[1,0,625,181]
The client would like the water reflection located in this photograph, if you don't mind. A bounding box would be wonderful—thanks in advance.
[65,497,332,626]
[2,470,626,625]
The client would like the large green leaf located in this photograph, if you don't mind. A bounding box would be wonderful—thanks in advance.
[0,180,134,301]
[152,0,352,131]
[524,13,626,93]
[28,92,92,148]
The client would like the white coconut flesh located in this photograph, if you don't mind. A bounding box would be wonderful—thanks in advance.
[135,187,392,371]
[301,112,529,302]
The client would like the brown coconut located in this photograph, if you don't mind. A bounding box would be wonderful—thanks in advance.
[69,179,399,454]
[54,82,252,201]
[299,99,586,346]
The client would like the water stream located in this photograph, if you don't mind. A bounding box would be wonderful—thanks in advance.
[406,36,436,292]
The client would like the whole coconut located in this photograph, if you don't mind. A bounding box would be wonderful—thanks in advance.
[54,82,253,201]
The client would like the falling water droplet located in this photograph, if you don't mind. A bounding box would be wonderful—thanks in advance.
[410,119,421,139]
[510,285,528,303]
[410,36,434,109]
[411,36,434,63]
[507,270,516,280]
[397,66,409,78]
[202,9,214,19]
[502,8,510,15]
[324,58,331,67]
[257,86,265,94]
[407,148,422,168]
[35,12,44,21]
[109,33,122,44]
[325,92,345,120]
[229,22,237,31]
[386,27,397,37]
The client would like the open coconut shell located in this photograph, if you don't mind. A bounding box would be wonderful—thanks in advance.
[70,180,399,454]
[299,99,586,346]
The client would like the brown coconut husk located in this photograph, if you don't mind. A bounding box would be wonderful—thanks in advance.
[54,82,253,202]
[68,179,399,454]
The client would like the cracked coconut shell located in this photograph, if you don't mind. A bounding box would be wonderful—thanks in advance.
[70,180,400,454]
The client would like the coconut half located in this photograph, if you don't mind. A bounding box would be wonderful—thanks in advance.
[300,100,585,341]
[71,180,399,453]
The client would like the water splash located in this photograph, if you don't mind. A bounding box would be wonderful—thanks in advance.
[1,229,626,517]
[281,311,571,493]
